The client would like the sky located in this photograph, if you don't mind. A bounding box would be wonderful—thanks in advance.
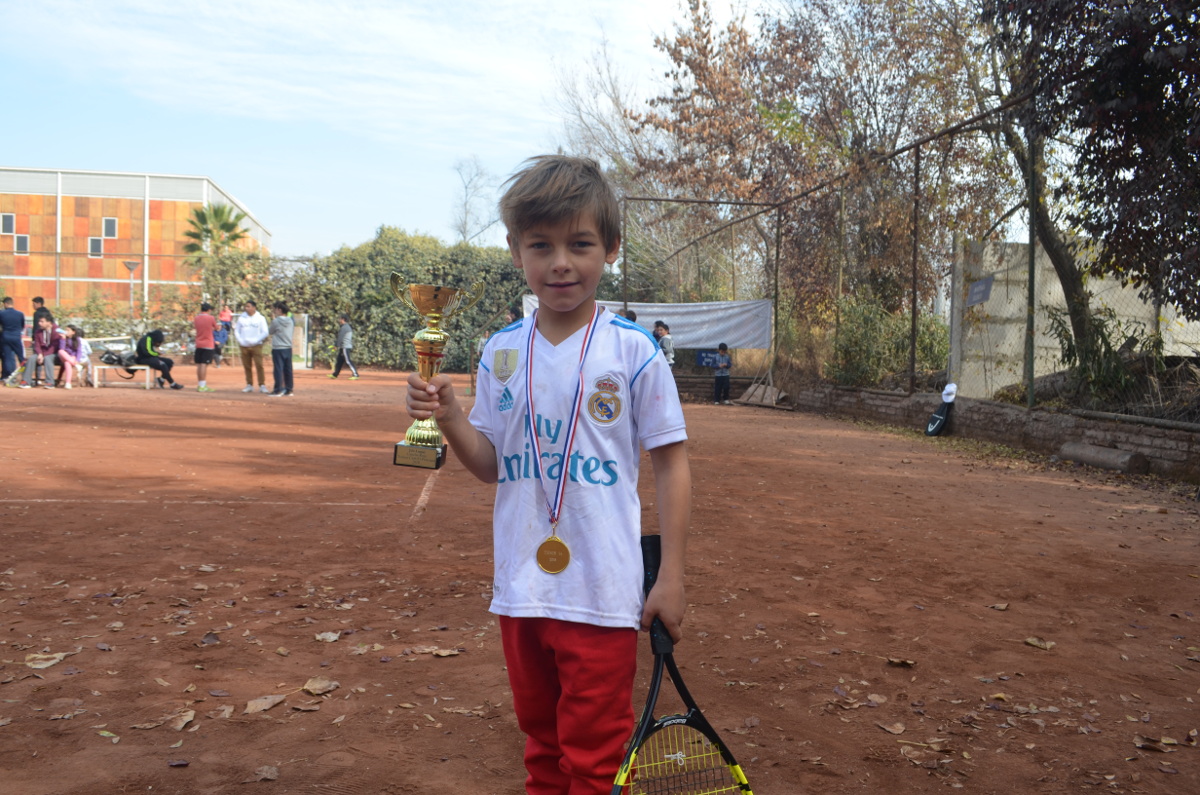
[0,0,760,257]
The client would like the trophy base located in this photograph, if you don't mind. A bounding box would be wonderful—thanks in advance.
[394,441,447,469]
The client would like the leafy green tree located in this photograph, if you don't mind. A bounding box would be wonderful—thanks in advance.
[184,204,249,260]
[985,0,1200,320]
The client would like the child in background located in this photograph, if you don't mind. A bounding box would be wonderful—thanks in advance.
[713,342,732,404]
[406,155,690,793]
[55,325,87,389]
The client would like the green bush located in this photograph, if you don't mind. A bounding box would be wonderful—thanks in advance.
[826,295,949,387]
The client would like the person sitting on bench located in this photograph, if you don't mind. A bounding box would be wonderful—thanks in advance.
[136,329,184,390]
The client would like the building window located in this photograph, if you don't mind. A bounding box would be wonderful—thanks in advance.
[15,235,29,255]
[1,213,13,235]
[89,237,103,258]
[103,217,118,238]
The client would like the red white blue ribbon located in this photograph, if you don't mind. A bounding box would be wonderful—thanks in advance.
[524,305,603,530]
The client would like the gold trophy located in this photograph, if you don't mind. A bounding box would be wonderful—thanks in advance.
[391,275,484,469]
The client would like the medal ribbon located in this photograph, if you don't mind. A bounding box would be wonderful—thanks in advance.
[524,305,603,532]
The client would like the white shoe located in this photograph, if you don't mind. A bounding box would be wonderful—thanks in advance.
[260,385,270,394]
[242,385,254,393]
[65,382,72,390]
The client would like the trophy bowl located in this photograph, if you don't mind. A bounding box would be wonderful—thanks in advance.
[392,276,484,469]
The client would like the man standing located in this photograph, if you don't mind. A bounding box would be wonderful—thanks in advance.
[31,296,52,326]
[0,297,26,383]
[268,301,295,397]
[234,300,269,393]
[193,302,219,392]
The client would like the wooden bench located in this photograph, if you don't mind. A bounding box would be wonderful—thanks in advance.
[89,336,154,389]
[93,362,154,389]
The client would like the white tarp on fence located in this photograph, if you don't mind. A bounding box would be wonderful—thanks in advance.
[521,297,773,349]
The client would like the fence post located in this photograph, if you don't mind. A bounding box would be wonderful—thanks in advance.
[909,145,921,395]
[1025,124,1037,409]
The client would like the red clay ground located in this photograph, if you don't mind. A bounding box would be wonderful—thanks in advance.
[1,365,1199,794]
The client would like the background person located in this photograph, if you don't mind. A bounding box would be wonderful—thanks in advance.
[329,313,359,379]
[0,296,25,383]
[193,302,218,392]
[234,300,269,393]
[713,342,732,404]
[17,314,60,388]
[55,325,87,389]
[653,320,675,367]
[31,296,52,326]
[136,329,184,389]
[268,301,295,396]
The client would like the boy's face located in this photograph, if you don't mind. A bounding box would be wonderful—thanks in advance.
[244,303,256,315]
[37,317,51,329]
[509,212,618,322]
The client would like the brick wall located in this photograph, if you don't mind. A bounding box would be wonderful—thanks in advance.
[785,385,1200,483]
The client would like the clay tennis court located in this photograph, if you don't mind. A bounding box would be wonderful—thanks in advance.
[2,367,1197,794]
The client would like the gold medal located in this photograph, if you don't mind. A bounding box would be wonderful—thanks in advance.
[537,536,570,574]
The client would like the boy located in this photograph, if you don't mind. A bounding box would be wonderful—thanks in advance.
[653,320,675,367]
[16,314,60,388]
[406,155,690,794]
[194,302,219,392]
[268,301,295,396]
[329,314,359,379]
[713,342,732,404]
[136,328,184,389]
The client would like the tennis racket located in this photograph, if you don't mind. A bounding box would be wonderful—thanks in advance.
[611,535,754,795]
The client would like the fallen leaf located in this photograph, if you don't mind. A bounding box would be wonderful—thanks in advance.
[25,652,76,670]
[168,710,195,731]
[989,603,1009,611]
[314,632,340,643]
[207,705,234,720]
[303,676,339,695]
[167,759,189,767]
[1025,637,1056,651]
[243,695,287,714]
[886,657,916,667]
[878,722,905,735]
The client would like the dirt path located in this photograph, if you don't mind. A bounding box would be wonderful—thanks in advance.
[1,366,1198,794]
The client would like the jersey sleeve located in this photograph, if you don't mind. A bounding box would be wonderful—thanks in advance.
[629,337,687,451]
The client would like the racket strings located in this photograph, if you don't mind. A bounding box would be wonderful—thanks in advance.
[627,724,741,795]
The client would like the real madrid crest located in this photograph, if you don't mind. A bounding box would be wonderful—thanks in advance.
[586,374,622,425]
[493,348,519,383]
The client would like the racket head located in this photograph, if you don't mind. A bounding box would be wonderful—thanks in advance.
[614,705,752,794]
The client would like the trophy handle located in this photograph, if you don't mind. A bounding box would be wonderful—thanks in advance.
[390,273,420,314]
[443,281,485,321]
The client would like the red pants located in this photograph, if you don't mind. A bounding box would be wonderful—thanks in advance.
[500,616,637,795]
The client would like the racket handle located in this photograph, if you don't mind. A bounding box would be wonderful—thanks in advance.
[640,535,675,655]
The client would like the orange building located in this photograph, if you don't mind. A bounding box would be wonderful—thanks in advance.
[0,167,269,311]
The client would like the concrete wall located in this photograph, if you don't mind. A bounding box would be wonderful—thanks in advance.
[787,384,1200,484]
[950,240,1200,400]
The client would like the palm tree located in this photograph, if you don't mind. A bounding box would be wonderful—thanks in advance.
[184,203,249,259]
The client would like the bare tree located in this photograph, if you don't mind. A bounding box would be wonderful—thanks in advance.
[451,156,497,243]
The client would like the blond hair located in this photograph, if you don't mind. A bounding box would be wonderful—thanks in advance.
[499,156,620,250]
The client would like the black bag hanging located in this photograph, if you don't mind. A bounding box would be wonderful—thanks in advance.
[924,383,956,437]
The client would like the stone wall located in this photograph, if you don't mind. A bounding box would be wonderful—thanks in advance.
[785,385,1200,483]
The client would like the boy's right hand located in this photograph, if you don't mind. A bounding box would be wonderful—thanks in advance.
[406,372,457,422]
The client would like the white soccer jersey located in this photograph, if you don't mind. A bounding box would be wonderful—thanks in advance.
[470,308,687,629]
